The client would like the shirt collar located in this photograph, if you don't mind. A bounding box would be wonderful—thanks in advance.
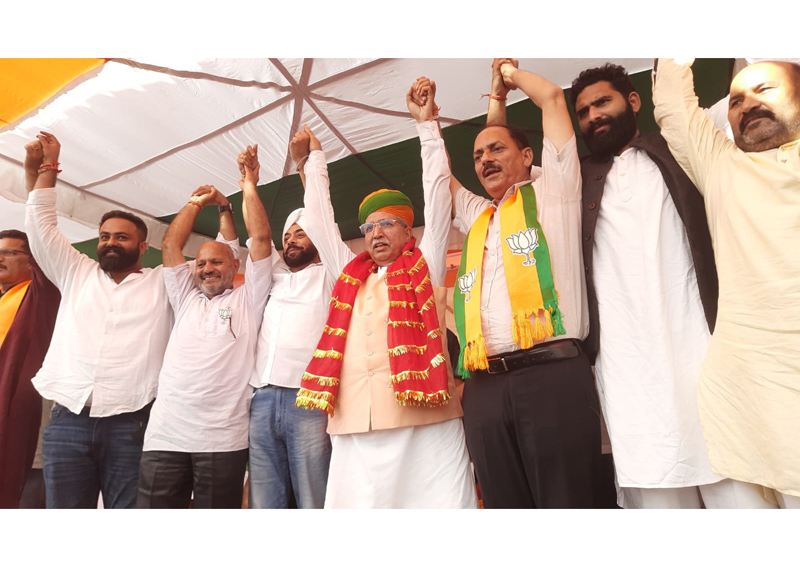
[494,174,539,207]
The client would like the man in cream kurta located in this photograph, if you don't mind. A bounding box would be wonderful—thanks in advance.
[653,58,800,508]
[294,80,477,509]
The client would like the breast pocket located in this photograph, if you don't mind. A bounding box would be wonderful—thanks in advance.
[204,306,239,341]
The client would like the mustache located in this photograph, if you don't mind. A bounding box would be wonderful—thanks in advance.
[482,163,501,177]
[372,237,389,248]
[284,244,302,253]
[740,107,776,132]
[588,117,613,136]
[99,245,125,257]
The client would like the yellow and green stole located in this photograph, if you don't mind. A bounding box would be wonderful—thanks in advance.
[296,238,450,415]
[454,183,565,378]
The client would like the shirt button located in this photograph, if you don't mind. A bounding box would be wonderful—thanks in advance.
[480,306,486,311]
[366,311,372,315]
[588,202,597,210]
[781,158,787,163]
[584,234,591,241]
[368,371,374,377]
[366,330,372,336]
[490,251,495,256]
[366,295,372,300]
[594,175,602,181]
[367,351,373,356]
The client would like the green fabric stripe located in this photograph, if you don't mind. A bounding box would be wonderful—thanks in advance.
[518,184,558,309]
[453,228,472,378]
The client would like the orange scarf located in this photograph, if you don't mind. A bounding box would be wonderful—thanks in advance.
[0,281,31,350]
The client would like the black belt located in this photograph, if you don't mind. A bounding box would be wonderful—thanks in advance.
[484,339,583,374]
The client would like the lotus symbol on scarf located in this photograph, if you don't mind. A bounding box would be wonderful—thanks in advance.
[506,228,539,266]
[458,268,477,302]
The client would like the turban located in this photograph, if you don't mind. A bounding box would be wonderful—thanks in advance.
[282,208,306,241]
[357,189,414,227]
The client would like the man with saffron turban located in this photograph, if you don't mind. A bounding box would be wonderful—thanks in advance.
[290,80,477,508]
[413,61,601,508]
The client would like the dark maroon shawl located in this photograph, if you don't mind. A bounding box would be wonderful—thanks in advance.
[0,262,60,508]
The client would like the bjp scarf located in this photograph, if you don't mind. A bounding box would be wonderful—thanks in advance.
[296,238,450,415]
[454,183,565,378]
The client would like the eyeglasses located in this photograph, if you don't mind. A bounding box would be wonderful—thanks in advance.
[0,249,29,258]
[358,218,407,235]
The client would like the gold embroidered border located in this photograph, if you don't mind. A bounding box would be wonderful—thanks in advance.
[394,389,452,407]
[387,320,426,329]
[387,267,408,278]
[296,388,336,412]
[391,368,430,383]
[418,295,435,313]
[388,344,427,357]
[329,296,353,311]
[313,349,343,360]
[323,325,347,337]
[430,352,446,368]
[427,328,443,340]
[300,372,340,387]
[408,255,426,276]
[338,273,363,286]
[388,283,414,291]
[415,273,431,294]
[389,300,418,309]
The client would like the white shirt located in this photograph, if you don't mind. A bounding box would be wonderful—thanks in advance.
[592,147,720,488]
[252,258,335,389]
[25,189,172,417]
[144,254,272,452]
[452,135,589,357]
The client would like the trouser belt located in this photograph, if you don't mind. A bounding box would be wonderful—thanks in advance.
[485,338,583,374]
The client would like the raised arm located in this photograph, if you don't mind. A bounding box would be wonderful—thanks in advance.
[652,58,733,195]
[408,78,463,220]
[237,144,272,261]
[161,185,236,267]
[500,61,574,151]
[291,125,356,278]
[407,77,452,286]
[486,58,518,127]
[23,132,91,289]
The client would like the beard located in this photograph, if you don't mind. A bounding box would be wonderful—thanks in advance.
[195,270,234,297]
[98,245,140,272]
[283,242,319,268]
[734,107,796,152]
[583,103,639,159]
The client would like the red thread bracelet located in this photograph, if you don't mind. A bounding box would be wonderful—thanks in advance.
[38,162,62,173]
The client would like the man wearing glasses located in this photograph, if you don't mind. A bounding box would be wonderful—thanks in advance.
[0,224,59,506]
[290,76,477,508]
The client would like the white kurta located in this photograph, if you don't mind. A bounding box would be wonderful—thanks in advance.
[324,418,477,509]
[144,254,272,453]
[593,147,720,488]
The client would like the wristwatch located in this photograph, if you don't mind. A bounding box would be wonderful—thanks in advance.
[218,204,234,214]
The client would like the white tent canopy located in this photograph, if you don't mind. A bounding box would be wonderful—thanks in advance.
[0,58,653,254]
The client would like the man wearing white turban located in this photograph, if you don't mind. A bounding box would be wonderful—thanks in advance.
[248,199,335,507]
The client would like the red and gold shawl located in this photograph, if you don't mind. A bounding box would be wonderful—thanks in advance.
[296,238,450,416]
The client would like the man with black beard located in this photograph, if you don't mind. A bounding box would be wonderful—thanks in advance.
[653,59,800,508]
[24,132,240,508]
[247,129,335,509]
[568,63,774,508]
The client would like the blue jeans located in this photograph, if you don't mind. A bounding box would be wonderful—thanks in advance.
[248,386,331,508]
[42,403,151,509]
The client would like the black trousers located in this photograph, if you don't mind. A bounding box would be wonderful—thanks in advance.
[136,449,248,509]
[462,352,602,508]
